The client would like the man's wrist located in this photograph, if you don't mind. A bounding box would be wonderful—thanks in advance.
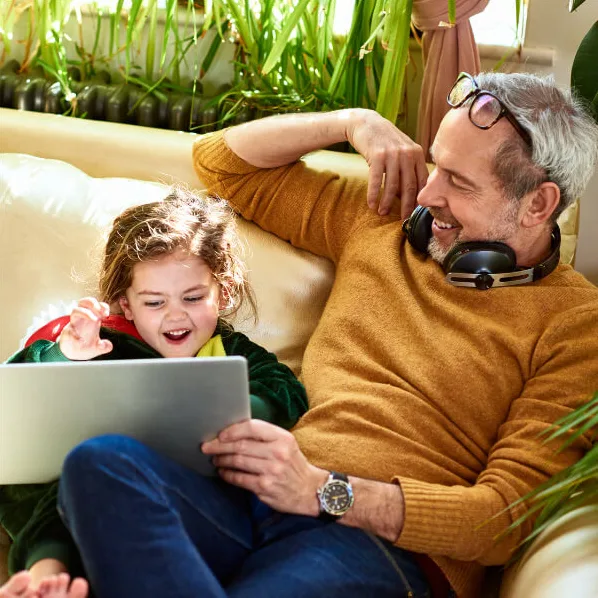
[337,477,405,543]
[337,107,369,143]
[306,466,330,517]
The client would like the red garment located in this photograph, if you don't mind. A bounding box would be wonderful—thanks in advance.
[25,315,142,346]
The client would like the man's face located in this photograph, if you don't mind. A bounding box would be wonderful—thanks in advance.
[416,108,521,264]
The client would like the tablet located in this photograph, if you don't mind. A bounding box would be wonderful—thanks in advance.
[0,357,250,484]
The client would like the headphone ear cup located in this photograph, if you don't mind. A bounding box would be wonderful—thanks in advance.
[403,206,434,254]
[443,241,517,274]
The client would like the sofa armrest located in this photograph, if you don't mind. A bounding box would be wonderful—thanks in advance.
[500,504,598,598]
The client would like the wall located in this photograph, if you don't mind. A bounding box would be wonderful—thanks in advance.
[525,0,598,283]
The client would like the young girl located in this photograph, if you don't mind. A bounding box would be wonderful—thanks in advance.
[0,188,308,598]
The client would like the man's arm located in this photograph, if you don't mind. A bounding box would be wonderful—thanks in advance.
[223,109,428,219]
[201,419,405,541]
[203,304,598,565]
[193,113,424,261]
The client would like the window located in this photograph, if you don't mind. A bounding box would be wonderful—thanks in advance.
[470,0,528,47]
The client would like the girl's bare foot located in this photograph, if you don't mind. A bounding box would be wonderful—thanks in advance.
[37,574,88,598]
[0,571,36,598]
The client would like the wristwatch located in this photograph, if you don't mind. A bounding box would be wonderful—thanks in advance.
[317,471,354,522]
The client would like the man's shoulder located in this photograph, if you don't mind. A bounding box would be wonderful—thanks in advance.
[535,267,598,339]
[543,264,598,298]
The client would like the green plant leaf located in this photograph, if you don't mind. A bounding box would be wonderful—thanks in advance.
[569,0,587,12]
[160,0,178,71]
[262,0,311,76]
[488,391,598,558]
[571,20,598,123]
[448,0,456,25]
[376,0,412,121]
[145,0,158,80]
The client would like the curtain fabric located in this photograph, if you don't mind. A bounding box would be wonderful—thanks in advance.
[412,0,490,158]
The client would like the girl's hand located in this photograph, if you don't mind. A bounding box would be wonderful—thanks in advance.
[58,298,113,361]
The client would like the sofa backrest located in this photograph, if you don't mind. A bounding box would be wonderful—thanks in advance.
[0,109,582,371]
[0,153,334,374]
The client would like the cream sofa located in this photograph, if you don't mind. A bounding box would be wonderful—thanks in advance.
[0,108,596,596]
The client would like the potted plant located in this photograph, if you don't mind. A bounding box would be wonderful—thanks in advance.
[0,0,470,135]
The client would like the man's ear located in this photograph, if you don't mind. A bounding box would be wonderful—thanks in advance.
[118,296,134,321]
[521,181,561,228]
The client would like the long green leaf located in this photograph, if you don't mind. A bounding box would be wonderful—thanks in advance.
[447,0,456,25]
[145,0,158,80]
[125,0,145,76]
[159,0,177,71]
[224,0,255,58]
[569,0,587,12]
[201,23,227,78]
[110,0,125,59]
[262,0,312,75]
[317,0,336,69]
[376,0,412,121]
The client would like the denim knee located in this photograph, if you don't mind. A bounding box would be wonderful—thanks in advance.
[63,434,142,478]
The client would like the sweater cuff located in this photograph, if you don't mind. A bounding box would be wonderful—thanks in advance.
[392,475,514,562]
[394,477,468,554]
[23,540,74,572]
[40,343,71,362]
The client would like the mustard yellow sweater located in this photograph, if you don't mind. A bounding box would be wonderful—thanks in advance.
[193,130,598,598]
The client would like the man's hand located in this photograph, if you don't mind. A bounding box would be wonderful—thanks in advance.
[58,298,113,361]
[202,420,328,516]
[346,109,428,219]
[203,420,406,542]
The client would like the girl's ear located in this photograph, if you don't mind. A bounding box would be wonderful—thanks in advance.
[218,287,230,312]
[119,296,134,321]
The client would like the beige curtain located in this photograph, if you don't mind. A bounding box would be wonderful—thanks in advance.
[412,0,489,159]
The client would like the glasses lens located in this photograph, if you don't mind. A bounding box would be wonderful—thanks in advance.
[470,93,502,128]
[448,75,475,106]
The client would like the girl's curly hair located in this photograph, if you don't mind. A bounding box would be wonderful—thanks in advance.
[99,186,257,326]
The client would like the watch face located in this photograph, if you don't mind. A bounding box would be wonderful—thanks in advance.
[321,480,354,515]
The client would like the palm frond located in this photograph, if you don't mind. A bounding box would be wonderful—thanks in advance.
[492,391,598,558]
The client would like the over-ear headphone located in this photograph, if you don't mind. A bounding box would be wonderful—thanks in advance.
[402,205,561,290]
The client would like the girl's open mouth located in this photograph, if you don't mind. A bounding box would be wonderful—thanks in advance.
[163,329,191,343]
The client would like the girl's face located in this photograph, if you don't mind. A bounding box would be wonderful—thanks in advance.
[119,248,223,358]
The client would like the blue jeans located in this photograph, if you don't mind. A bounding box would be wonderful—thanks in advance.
[57,434,431,598]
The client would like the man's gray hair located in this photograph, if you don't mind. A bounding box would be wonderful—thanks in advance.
[476,72,598,221]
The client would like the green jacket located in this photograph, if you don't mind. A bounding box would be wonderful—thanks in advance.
[1,326,308,575]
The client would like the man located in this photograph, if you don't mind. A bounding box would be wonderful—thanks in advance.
[57,72,598,598]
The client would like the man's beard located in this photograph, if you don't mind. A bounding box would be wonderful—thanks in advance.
[427,236,456,264]
[426,201,520,265]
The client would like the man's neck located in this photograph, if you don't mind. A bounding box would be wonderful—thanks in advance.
[514,226,555,268]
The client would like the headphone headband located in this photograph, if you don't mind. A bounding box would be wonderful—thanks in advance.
[402,206,561,290]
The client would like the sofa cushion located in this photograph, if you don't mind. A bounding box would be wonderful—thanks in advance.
[0,153,335,374]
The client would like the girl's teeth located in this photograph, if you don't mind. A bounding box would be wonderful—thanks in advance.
[164,330,190,340]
